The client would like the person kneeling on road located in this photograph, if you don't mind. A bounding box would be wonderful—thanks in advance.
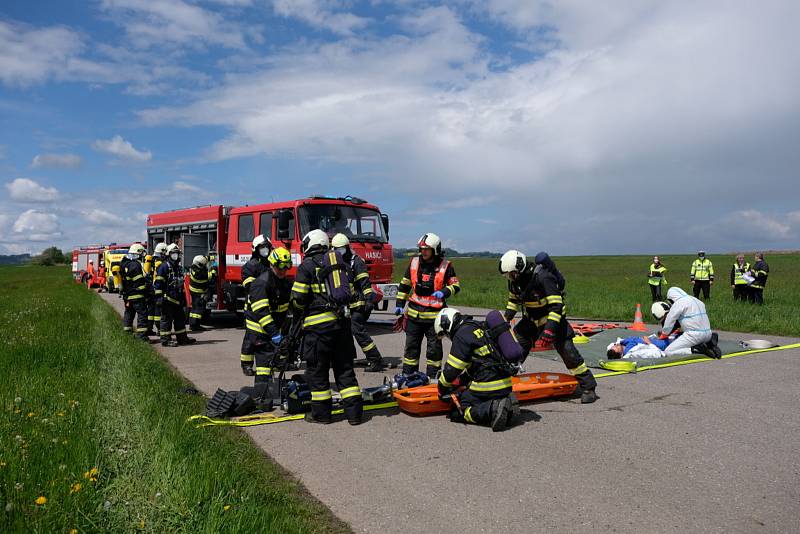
[499,250,598,404]
[651,287,720,358]
[434,308,520,432]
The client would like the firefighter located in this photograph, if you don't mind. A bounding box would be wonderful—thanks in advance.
[150,243,168,329]
[188,255,211,331]
[499,250,598,404]
[240,234,273,375]
[245,247,292,397]
[434,308,519,431]
[749,252,769,305]
[120,243,150,340]
[648,256,668,302]
[291,229,363,425]
[730,254,751,302]
[332,233,388,372]
[155,244,195,347]
[140,252,158,336]
[690,251,714,300]
[395,233,460,378]
[97,260,106,292]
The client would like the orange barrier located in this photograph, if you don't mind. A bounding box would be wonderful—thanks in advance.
[629,303,649,332]
[392,372,578,416]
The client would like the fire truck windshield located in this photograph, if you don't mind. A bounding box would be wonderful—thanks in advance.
[299,205,387,243]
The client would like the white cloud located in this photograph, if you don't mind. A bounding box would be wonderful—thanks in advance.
[408,195,498,216]
[723,210,792,241]
[271,0,369,36]
[79,208,126,226]
[12,209,62,241]
[99,0,255,49]
[92,135,152,162]
[0,21,84,86]
[5,178,60,202]
[31,153,82,169]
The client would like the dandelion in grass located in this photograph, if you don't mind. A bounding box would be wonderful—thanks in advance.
[70,482,82,494]
[84,468,99,482]
[35,495,47,505]
[70,529,77,534]
[27,412,35,418]
[224,505,231,511]
[57,411,65,417]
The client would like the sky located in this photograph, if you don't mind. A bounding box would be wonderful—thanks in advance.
[1,0,799,256]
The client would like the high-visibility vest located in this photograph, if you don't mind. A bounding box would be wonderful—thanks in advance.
[408,256,449,309]
[648,264,667,286]
[733,262,750,285]
[691,259,714,281]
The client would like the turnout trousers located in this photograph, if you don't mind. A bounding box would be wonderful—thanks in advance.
[123,298,149,339]
[664,330,712,357]
[733,285,749,301]
[160,300,187,341]
[240,330,258,371]
[189,293,207,328]
[402,318,442,377]
[450,389,514,427]
[303,323,362,423]
[514,316,597,393]
[693,280,711,300]
[350,308,382,364]
[749,287,764,305]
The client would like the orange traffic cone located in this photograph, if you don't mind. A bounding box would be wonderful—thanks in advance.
[629,303,649,332]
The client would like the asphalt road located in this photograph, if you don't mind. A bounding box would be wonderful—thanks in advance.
[101,293,800,534]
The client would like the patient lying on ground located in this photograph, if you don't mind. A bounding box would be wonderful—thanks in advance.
[606,334,673,360]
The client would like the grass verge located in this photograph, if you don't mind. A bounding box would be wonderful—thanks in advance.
[396,254,800,338]
[1,265,350,533]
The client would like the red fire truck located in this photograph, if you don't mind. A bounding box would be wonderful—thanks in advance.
[146,196,397,314]
[71,245,106,289]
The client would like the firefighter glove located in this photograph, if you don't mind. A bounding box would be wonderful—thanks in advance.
[432,290,445,299]
[540,329,555,344]
[271,334,283,345]
[394,306,404,316]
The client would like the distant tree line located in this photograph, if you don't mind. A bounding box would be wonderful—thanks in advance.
[0,253,31,265]
[393,248,499,258]
[0,247,69,266]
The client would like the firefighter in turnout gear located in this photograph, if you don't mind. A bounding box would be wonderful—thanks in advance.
[188,255,211,331]
[240,234,273,375]
[155,244,195,347]
[121,243,151,340]
[730,254,751,302]
[499,250,598,404]
[648,256,668,302]
[749,253,769,305]
[395,233,460,378]
[690,251,714,300]
[332,233,388,373]
[435,308,520,431]
[149,242,168,331]
[244,247,292,394]
[291,229,363,425]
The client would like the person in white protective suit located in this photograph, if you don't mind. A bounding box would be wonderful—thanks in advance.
[652,287,720,358]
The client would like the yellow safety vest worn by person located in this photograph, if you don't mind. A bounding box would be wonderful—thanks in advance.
[731,262,751,285]
[648,263,668,286]
[690,258,714,281]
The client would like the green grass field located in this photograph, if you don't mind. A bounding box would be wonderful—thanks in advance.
[398,254,800,338]
[1,266,348,533]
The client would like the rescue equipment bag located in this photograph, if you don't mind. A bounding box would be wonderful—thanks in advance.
[484,310,525,362]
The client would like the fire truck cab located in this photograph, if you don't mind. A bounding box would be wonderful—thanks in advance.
[72,245,105,288]
[147,196,397,315]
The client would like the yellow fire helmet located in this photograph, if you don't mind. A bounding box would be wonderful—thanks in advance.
[268,247,292,269]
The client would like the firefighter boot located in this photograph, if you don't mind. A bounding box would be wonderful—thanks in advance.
[176,334,196,346]
[577,371,598,404]
[506,393,520,428]
[241,363,255,377]
[161,337,179,348]
[490,397,513,432]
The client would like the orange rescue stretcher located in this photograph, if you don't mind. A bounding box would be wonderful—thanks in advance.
[393,372,578,416]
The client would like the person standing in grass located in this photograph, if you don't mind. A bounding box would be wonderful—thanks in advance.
[690,251,714,300]
[749,252,769,305]
[730,254,751,302]
[648,256,668,302]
